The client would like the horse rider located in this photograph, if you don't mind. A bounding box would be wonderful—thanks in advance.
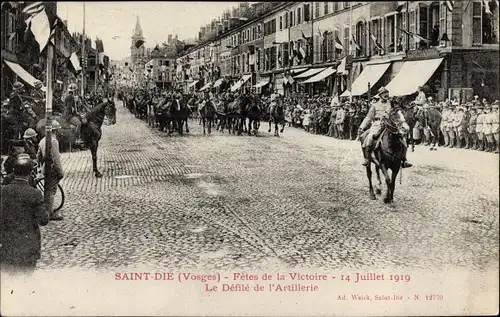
[358,87,412,168]
[63,83,85,145]
[414,86,426,111]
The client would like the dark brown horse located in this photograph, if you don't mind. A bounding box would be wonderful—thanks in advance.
[268,100,285,137]
[402,102,418,152]
[199,99,216,135]
[360,105,409,203]
[80,98,117,177]
[417,107,442,150]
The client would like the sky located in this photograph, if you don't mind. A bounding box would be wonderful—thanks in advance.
[57,2,241,61]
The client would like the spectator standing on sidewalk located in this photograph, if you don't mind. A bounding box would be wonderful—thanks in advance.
[37,120,64,221]
[0,154,49,276]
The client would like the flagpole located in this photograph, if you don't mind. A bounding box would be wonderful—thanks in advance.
[44,19,56,215]
[81,2,86,96]
[405,1,409,53]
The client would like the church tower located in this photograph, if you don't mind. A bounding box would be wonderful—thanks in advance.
[131,15,145,66]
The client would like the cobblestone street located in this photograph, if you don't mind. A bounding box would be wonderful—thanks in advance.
[38,100,499,272]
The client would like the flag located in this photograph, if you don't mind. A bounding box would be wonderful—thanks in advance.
[398,27,431,43]
[483,0,492,14]
[278,49,282,66]
[368,29,384,52]
[299,46,306,59]
[135,39,145,48]
[95,39,105,53]
[23,2,52,52]
[8,32,16,42]
[301,30,308,42]
[70,52,82,72]
[334,36,344,50]
[445,0,454,11]
[350,33,361,51]
[98,52,105,66]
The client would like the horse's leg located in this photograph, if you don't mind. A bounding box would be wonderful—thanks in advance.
[380,164,392,204]
[366,163,376,200]
[202,117,206,135]
[280,120,285,133]
[389,166,399,203]
[247,118,252,135]
[268,119,272,133]
[275,122,279,137]
[208,118,212,135]
[375,166,382,195]
[90,142,102,178]
[185,117,189,133]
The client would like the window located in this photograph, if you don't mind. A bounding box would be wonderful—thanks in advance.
[439,4,447,43]
[386,15,395,52]
[419,5,429,48]
[355,21,366,56]
[324,2,329,14]
[289,11,294,27]
[285,13,289,28]
[283,42,289,67]
[271,46,276,69]
[2,11,17,52]
[304,4,310,21]
[344,2,350,8]
[333,2,338,12]
[257,49,261,71]
[280,16,283,30]
[272,19,276,33]
[315,2,320,17]
[297,8,302,24]
[409,11,416,49]
[472,0,498,44]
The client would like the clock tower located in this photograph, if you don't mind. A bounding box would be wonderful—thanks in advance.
[131,15,145,66]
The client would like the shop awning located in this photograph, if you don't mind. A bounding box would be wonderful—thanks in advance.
[253,78,269,88]
[342,62,391,97]
[187,80,199,88]
[386,58,443,96]
[199,82,212,91]
[230,74,252,92]
[303,67,337,84]
[291,67,308,74]
[213,78,224,88]
[4,60,42,89]
[293,67,326,79]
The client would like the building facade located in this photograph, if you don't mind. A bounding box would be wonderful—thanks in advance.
[176,1,499,101]
[130,16,146,67]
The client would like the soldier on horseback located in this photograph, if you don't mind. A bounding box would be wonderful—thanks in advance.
[358,87,412,168]
[63,83,85,145]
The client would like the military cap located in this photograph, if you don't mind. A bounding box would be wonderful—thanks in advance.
[23,128,37,139]
[378,87,389,94]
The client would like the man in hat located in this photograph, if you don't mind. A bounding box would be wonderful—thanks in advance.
[483,103,495,152]
[63,83,85,146]
[1,154,49,275]
[454,106,467,148]
[358,87,412,168]
[475,105,485,151]
[468,106,478,150]
[37,120,64,221]
[335,103,346,139]
[447,105,458,148]
[414,86,426,108]
[23,128,38,160]
[440,103,451,147]
[491,101,499,153]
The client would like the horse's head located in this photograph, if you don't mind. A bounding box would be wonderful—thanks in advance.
[385,106,409,136]
[104,99,117,125]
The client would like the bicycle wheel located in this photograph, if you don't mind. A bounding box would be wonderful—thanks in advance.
[35,178,65,212]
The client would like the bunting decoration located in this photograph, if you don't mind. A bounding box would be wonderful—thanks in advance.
[301,30,309,42]
[334,36,344,51]
[368,29,384,52]
[350,33,361,51]
[445,0,454,11]
[483,0,493,15]
[299,46,307,60]
[23,2,54,52]
[397,27,431,44]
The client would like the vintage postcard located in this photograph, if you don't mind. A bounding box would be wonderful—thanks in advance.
[1,1,498,316]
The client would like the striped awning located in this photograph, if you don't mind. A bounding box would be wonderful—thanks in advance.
[293,67,326,79]
[4,60,46,91]
[253,78,269,88]
[230,74,252,92]
[303,67,337,83]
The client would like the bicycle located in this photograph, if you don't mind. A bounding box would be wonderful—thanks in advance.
[1,163,65,212]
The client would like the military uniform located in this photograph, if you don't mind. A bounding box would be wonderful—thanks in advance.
[491,102,499,153]
[335,106,345,139]
[475,107,485,151]
[440,106,450,146]
[468,109,478,149]
[454,107,467,148]
[483,105,494,152]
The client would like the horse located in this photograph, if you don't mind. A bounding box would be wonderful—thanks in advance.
[246,97,262,136]
[402,102,418,152]
[416,107,442,150]
[199,99,216,135]
[268,100,286,137]
[228,95,250,135]
[215,99,232,133]
[359,104,409,204]
[165,98,191,136]
[80,99,117,177]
